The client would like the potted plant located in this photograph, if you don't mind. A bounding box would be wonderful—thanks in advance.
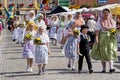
[19,3,24,7]
[0,3,2,7]
[28,3,34,8]
[9,3,15,6]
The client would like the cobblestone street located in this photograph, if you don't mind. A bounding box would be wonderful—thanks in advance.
[0,29,120,80]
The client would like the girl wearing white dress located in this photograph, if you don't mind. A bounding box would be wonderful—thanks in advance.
[34,26,50,75]
[22,34,35,72]
[64,29,80,70]
[13,16,22,43]
[57,15,67,48]
[28,10,36,21]
[24,21,37,38]
[63,21,78,69]
[49,15,59,46]
[35,14,47,33]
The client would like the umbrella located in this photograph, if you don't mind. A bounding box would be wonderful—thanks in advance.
[111,5,120,15]
[47,6,68,15]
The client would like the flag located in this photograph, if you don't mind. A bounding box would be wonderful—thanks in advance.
[3,5,10,18]
[40,4,43,11]
[42,0,49,4]
[35,2,40,10]
[17,2,19,10]
[44,4,49,10]
[9,5,14,11]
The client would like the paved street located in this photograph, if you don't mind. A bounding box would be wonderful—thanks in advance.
[0,29,120,80]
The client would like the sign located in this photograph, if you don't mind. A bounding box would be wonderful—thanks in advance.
[98,0,107,3]
[69,5,80,9]
[98,0,107,5]
[59,0,70,6]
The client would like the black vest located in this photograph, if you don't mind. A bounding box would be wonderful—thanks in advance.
[79,35,90,52]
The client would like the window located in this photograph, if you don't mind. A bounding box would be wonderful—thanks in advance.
[9,0,13,4]
[29,0,33,3]
[98,0,107,5]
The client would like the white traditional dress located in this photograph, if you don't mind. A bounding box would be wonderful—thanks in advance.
[36,20,46,29]
[63,36,78,59]
[57,20,67,43]
[24,30,36,39]
[18,22,26,44]
[34,33,50,64]
[22,40,35,58]
[49,19,59,39]
[13,20,21,42]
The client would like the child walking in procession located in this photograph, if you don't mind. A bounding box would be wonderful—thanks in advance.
[34,26,50,75]
[78,25,93,73]
[22,33,35,72]
[63,29,80,70]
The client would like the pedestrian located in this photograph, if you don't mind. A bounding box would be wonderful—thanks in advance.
[57,15,67,48]
[87,15,97,48]
[0,18,3,35]
[63,29,80,70]
[22,33,35,72]
[35,13,46,30]
[34,26,50,75]
[90,8,117,73]
[74,12,85,30]
[28,10,35,21]
[25,21,37,38]
[49,15,59,46]
[78,25,93,73]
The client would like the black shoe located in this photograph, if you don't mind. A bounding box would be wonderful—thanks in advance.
[89,69,93,74]
[60,46,63,49]
[78,69,82,73]
[13,39,16,42]
[42,68,45,74]
[109,69,115,73]
[67,64,71,68]
[102,70,106,73]
[71,68,76,71]
[78,70,81,73]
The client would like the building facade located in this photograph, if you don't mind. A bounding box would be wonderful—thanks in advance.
[71,0,119,7]
[0,0,51,11]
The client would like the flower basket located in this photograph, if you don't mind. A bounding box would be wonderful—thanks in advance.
[0,3,2,7]
[28,3,34,8]
[19,3,24,7]
[9,3,15,6]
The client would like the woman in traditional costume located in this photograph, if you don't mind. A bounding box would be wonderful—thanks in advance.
[90,8,117,73]
[57,15,67,48]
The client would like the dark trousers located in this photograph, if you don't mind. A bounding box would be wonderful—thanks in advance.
[78,50,92,71]
[87,31,95,48]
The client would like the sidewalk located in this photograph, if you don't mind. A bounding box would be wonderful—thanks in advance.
[0,29,120,80]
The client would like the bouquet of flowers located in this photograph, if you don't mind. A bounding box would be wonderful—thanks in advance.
[73,29,80,35]
[34,37,42,45]
[25,33,32,40]
[110,28,116,35]
[19,24,25,27]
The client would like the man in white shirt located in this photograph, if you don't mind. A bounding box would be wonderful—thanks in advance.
[87,15,97,48]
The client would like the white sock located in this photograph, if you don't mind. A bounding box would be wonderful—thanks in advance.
[109,60,114,69]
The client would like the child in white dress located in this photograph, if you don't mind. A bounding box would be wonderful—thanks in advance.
[34,26,50,75]
[22,34,35,72]
[63,29,80,70]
